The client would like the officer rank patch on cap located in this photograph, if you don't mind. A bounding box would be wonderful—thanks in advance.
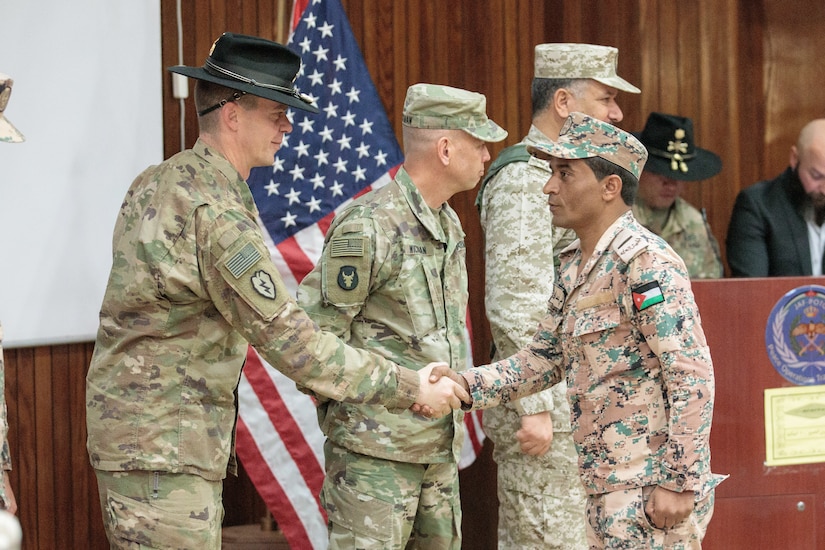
[251,269,276,300]
[632,281,664,311]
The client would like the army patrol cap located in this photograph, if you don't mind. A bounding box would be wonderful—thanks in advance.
[534,43,640,94]
[402,83,508,143]
[528,112,648,179]
[0,74,24,143]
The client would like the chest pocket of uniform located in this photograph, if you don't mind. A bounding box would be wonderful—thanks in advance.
[402,242,445,337]
[573,301,621,341]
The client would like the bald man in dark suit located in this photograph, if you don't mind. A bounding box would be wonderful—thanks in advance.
[727,119,825,277]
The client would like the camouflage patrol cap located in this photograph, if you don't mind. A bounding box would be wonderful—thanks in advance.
[527,112,648,179]
[0,74,24,143]
[534,43,640,94]
[402,83,507,143]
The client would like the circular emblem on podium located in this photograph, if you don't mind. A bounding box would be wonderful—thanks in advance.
[766,285,825,385]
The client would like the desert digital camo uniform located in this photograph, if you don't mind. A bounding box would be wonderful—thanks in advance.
[297,166,468,547]
[464,212,721,527]
[634,197,723,279]
[0,323,12,508]
[86,139,421,484]
[477,124,586,549]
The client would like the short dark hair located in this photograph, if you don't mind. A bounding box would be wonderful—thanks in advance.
[531,78,587,116]
[194,80,258,130]
[582,156,638,206]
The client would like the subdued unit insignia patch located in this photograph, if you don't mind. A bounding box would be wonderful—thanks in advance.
[251,270,277,300]
[337,265,359,290]
[226,242,262,278]
[613,228,647,262]
[632,281,664,311]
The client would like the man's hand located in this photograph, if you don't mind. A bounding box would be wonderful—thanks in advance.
[411,362,470,418]
[644,486,694,530]
[516,412,554,456]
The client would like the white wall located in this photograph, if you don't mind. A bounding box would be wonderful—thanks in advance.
[0,1,163,347]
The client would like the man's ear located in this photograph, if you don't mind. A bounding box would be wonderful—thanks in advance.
[602,174,623,202]
[790,144,799,170]
[436,135,451,166]
[553,88,573,118]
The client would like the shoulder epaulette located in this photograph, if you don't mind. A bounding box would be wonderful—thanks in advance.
[612,228,648,263]
[475,143,531,211]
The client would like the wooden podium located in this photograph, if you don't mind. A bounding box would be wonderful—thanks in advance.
[694,277,825,549]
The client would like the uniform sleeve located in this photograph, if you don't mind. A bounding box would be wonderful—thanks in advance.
[726,190,770,277]
[197,206,419,411]
[479,160,557,415]
[630,250,715,494]
[463,312,565,410]
[0,326,10,472]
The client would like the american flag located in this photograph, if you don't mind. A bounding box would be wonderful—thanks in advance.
[236,0,485,548]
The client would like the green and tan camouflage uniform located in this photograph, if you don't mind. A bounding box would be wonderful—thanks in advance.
[297,83,506,550]
[0,73,22,517]
[461,113,725,549]
[0,324,12,510]
[632,112,724,279]
[86,35,461,550]
[634,197,723,279]
[476,44,639,550]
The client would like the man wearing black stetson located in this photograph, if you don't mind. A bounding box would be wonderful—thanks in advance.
[85,33,468,549]
[632,112,724,279]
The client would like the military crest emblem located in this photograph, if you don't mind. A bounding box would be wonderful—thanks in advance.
[766,285,825,385]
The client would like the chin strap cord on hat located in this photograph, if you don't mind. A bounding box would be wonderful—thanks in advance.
[197,91,248,117]
[204,58,314,105]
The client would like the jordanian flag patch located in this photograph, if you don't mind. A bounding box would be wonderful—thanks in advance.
[632,281,664,311]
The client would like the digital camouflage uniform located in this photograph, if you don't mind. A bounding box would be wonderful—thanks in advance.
[297,167,468,550]
[477,124,587,550]
[86,139,421,549]
[633,198,723,279]
[0,323,12,509]
[465,211,724,549]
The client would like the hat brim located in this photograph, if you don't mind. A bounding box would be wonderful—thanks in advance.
[462,120,508,143]
[593,75,640,94]
[168,65,319,114]
[526,141,591,161]
[642,146,722,181]
[0,115,24,143]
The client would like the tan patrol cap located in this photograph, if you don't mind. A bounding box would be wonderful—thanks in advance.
[402,83,508,143]
[534,43,640,94]
[0,74,24,143]
[527,112,648,179]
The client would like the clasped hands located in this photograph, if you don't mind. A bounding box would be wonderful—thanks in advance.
[412,363,470,418]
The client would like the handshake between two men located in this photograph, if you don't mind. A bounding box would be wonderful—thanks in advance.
[413,363,470,418]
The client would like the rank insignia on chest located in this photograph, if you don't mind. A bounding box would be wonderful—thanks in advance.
[549,283,566,313]
[631,281,664,311]
[337,265,359,290]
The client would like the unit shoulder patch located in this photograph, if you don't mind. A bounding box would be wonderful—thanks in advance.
[613,228,647,263]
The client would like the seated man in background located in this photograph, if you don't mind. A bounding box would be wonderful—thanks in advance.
[632,112,723,278]
[727,118,825,276]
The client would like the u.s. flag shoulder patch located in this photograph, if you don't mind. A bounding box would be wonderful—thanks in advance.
[632,281,664,311]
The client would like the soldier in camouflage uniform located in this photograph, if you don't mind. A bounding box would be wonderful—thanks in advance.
[296,83,506,550]
[632,113,724,279]
[85,35,468,550]
[476,44,639,549]
[0,73,22,517]
[432,113,725,549]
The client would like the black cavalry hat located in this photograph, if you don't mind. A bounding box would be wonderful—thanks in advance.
[634,112,722,181]
[168,32,318,114]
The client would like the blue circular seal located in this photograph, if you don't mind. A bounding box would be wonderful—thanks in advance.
[765,285,825,385]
